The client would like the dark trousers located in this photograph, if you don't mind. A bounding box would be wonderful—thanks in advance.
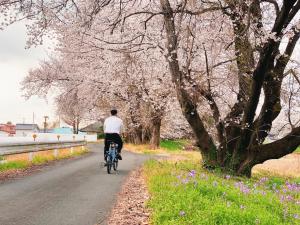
[104,133,123,160]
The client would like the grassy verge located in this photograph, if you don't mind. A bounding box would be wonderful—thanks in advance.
[160,139,189,152]
[125,139,194,154]
[125,139,200,163]
[294,146,300,154]
[0,161,29,171]
[0,148,88,172]
[143,159,300,225]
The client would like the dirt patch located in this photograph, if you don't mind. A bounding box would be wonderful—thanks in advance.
[253,153,300,177]
[106,169,150,225]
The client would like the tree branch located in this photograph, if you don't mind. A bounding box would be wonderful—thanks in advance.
[253,126,300,164]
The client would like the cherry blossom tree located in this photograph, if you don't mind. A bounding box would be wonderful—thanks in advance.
[22,17,173,148]
[55,88,87,134]
[157,0,300,176]
[20,0,300,176]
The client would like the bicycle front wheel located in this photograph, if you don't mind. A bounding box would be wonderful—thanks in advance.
[113,160,118,171]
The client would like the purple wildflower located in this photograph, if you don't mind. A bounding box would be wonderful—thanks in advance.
[280,195,294,202]
[225,175,231,179]
[259,177,268,183]
[235,181,251,195]
[294,214,300,220]
[240,205,246,210]
[179,211,185,216]
[286,182,300,192]
[188,170,196,177]
[286,195,293,201]
[182,178,189,184]
[280,195,285,203]
[260,191,266,196]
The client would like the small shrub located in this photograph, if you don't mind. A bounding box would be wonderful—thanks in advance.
[0,161,29,171]
[97,133,105,139]
[32,155,55,165]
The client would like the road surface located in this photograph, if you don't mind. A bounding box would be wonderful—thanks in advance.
[0,143,148,225]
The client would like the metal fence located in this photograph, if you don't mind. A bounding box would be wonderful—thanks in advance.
[0,141,87,156]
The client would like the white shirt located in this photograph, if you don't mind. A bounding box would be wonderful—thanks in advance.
[104,116,123,134]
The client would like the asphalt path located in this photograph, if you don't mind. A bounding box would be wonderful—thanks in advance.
[0,143,148,225]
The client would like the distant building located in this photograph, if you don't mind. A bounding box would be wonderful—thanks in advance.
[16,124,40,137]
[80,122,103,138]
[0,123,16,136]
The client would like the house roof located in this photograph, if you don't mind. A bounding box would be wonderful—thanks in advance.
[80,122,103,133]
[16,124,40,131]
[0,124,16,134]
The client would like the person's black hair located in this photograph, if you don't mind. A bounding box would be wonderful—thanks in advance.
[111,109,118,115]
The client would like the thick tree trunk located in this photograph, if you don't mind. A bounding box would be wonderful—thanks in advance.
[142,129,151,143]
[125,124,152,145]
[76,118,80,134]
[72,121,77,134]
[150,117,161,149]
[126,126,143,144]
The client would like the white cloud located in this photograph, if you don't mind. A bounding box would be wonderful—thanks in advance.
[0,21,56,126]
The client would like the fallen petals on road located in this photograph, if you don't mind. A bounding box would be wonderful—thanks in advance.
[106,168,150,225]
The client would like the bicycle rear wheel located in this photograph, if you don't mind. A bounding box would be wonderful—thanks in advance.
[107,159,112,174]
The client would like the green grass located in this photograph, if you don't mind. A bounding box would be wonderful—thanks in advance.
[160,139,189,152]
[0,160,29,171]
[143,160,300,225]
[294,146,300,153]
[32,155,56,165]
[0,148,89,172]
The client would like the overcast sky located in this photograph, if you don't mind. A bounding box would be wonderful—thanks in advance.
[0,22,56,126]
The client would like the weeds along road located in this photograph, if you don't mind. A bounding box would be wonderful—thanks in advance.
[0,143,148,225]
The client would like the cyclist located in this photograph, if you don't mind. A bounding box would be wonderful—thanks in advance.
[103,109,124,162]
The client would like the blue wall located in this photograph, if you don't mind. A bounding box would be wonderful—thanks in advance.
[52,127,86,135]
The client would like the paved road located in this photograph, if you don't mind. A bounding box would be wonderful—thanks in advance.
[0,143,148,225]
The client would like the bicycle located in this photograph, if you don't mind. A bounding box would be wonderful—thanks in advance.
[105,141,118,174]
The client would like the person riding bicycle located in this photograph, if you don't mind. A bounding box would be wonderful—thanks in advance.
[103,109,123,162]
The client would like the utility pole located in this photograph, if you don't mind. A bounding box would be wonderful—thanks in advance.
[33,112,35,124]
[44,116,49,133]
